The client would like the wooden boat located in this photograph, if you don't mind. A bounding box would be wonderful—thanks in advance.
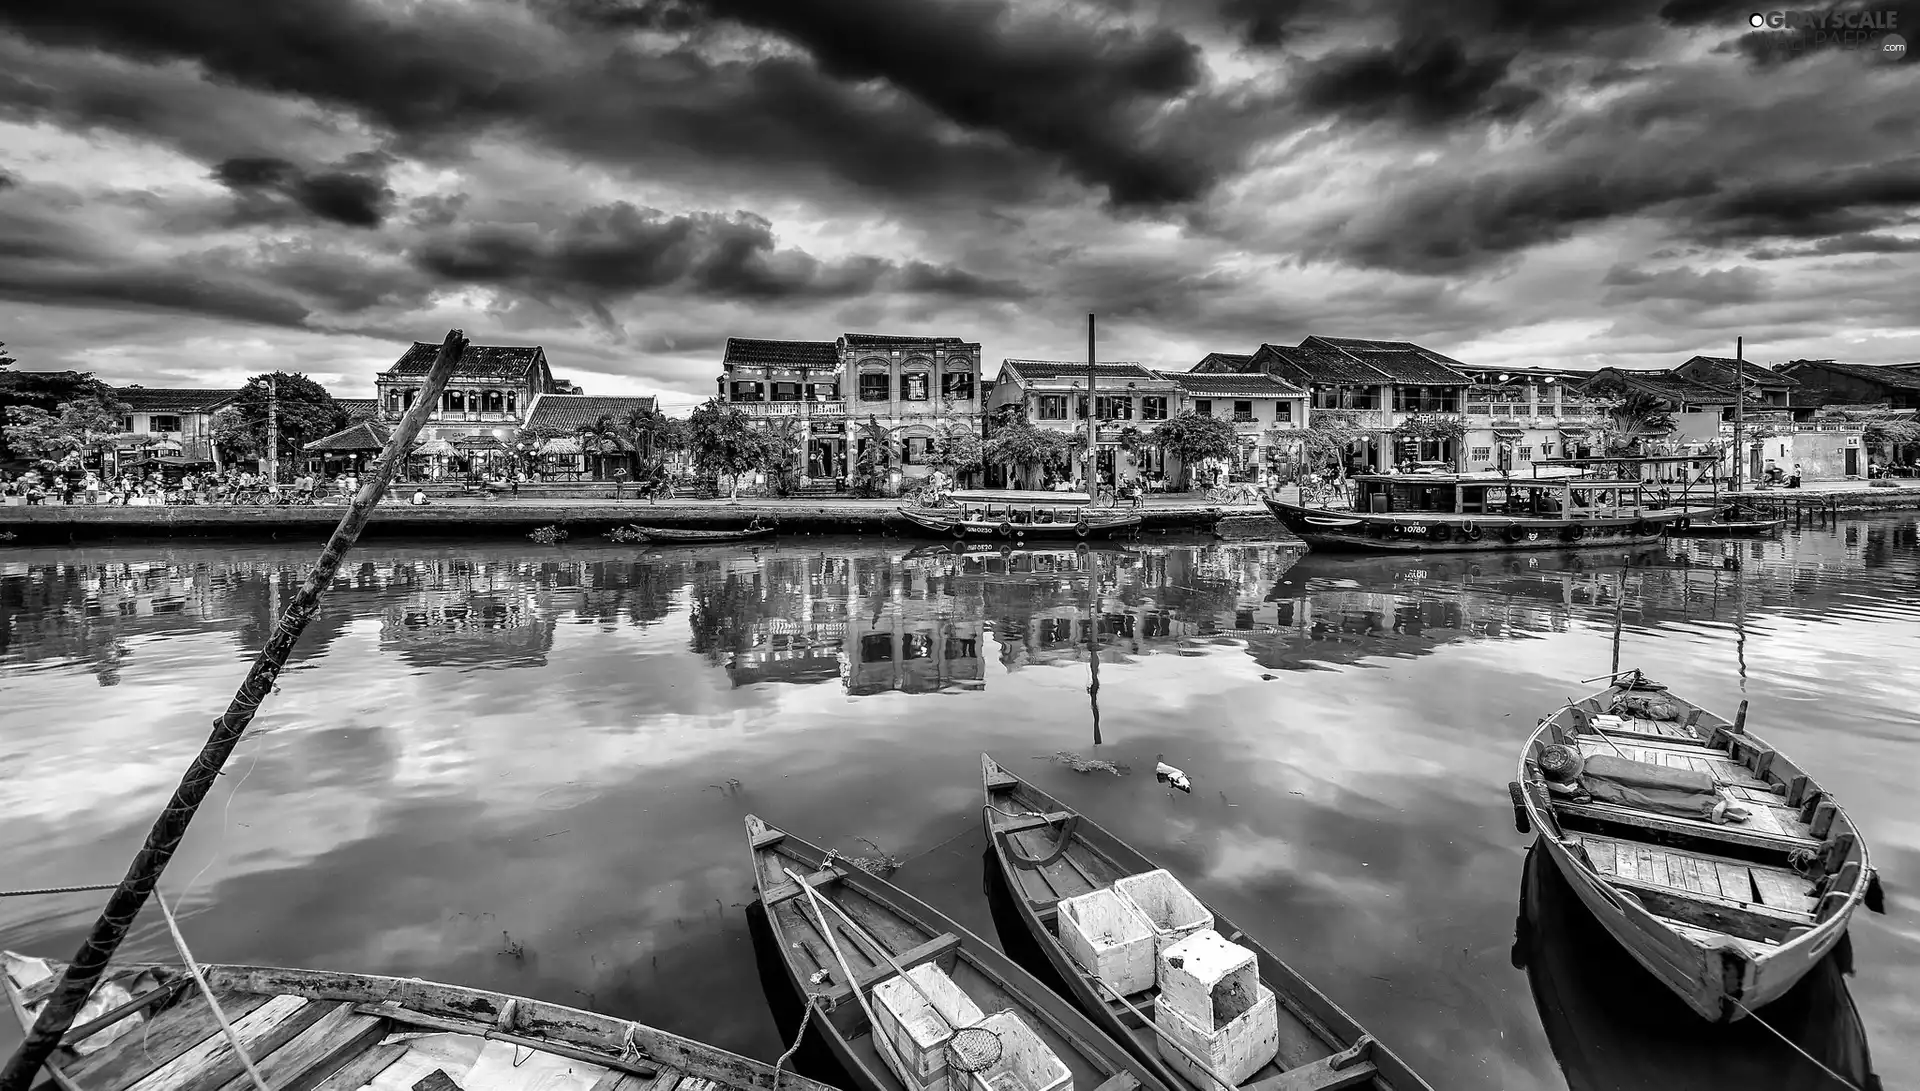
[621,524,777,544]
[2,951,838,1091]
[898,490,1142,541]
[979,756,1434,1091]
[1511,843,1881,1091]
[1267,471,1708,554]
[1508,671,1885,1022]
[1667,504,1786,537]
[743,815,1167,1091]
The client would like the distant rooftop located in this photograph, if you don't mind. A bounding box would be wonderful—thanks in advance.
[722,337,840,368]
[524,393,660,433]
[388,342,546,381]
[111,387,241,412]
[999,360,1165,383]
[841,333,968,349]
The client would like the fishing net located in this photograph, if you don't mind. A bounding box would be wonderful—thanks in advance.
[946,1026,1004,1073]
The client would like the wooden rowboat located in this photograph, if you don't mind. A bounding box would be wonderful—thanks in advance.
[1508,671,1885,1022]
[896,508,1142,541]
[743,815,1167,1091]
[2,951,838,1091]
[979,756,1434,1091]
[623,525,777,544]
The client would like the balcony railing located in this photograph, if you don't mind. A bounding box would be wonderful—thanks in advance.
[735,401,848,416]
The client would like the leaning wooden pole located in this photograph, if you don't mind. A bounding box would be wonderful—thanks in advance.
[0,330,469,1091]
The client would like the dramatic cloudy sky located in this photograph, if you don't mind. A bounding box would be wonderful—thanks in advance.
[1,0,1916,406]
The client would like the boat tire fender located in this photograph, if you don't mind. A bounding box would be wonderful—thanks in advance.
[951,523,967,538]
[1459,523,1484,542]
[1427,524,1449,542]
[1502,523,1527,544]
[1866,869,1885,914]
[1564,524,1588,543]
[1632,519,1657,536]
[1508,781,1531,834]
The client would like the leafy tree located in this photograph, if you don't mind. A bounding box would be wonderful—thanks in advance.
[0,342,15,369]
[850,416,903,497]
[983,418,1077,486]
[1389,414,1468,467]
[620,404,685,464]
[211,406,258,459]
[753,417,806,497]
[227,373,348,469]
[931,419,984,479]
[2,394,133,460]
[577,414,628,479]
[1151,411,1236,488]
[1298,410,1371,485]
[686,398,772,500]
[0,370,115,460]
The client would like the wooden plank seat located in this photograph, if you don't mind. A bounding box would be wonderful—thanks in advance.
[1576,833,1817,914]
[821,933,962,1005]
[1552,798,1819,854]
[1244,1037,1378,1091]
[760,867,845,908]
[996,810,1075,835]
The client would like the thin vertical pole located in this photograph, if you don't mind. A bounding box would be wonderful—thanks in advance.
[1087,314,1098,498]
[1732,337,1745,492]
[1611,566,1626,677]
[266,374,279,487]
[1085,547,1102,746]
[0,330,470,1091]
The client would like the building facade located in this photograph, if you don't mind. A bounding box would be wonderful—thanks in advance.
[1450,366,1614,472]
[1155,370,1309,480]
[373,342,568,446]
[1776,360,1920,411]
[984,360,1179,488]
[110,387,239,463]
[719,333,984,488]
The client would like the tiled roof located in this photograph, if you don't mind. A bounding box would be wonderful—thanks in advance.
[1779,360,1920,392]
[388,342,546,381]
[1308,336,1427,353]
[337,398,378,422]
[304,420,392,452]
[1253,344,1386,386]
[1587,369,1740,405]
[1156,371,1307,396]
[1677,355,1800,389]
[524,394,660,434]
[841,333,968,349]
[1191,352,1256,373]
[1000,360,1165,384]
[1302,336,1472,384]
[723,338,840,368]
[111,387,241,412]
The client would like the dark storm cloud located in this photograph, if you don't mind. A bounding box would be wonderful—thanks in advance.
[0,264,310,326]
[587,0,1221,206]
[212,155,395,228]
[1600,263,1767,305]
[1691,159,1920,241]
[411,203,1025,303]
[1296,38,1539,126]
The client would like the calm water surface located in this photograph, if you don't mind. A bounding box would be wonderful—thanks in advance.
[2,523,1916,1090]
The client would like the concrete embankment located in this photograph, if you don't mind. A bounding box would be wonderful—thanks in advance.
[0,499,1279,544]
[1724,484,1920,513]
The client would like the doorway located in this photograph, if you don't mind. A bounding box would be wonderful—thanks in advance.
[1845,446,1860,476]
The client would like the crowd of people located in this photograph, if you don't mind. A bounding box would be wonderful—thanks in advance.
[0,464,367,506]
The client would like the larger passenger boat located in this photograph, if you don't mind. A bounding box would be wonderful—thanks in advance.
[1266,457,1716,553]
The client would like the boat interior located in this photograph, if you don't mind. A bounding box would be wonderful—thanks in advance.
[746,820,1129,1091]
[1520,675,1873,954]
[1,953,794,1091]
[982,766,1388,1091]
[1341,456,1723,520]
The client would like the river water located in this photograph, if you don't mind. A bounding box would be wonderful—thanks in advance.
[1,522,1915,1089]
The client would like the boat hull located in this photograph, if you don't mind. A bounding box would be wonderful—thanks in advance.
[897,507,1142,539]
[631,526,776,543]
[1266,499,1686,553]
[1666,519,1786,537]
[1513,682,1875,1022]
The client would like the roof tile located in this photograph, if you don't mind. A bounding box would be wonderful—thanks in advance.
[841,333,968,349]
[303,420,392,451]
[1155,371,1306,396]
[999,360,1165,383]
[111,387,241,412]
[723,338,841,368]
[386,341,547,381]
[524,394,660,434]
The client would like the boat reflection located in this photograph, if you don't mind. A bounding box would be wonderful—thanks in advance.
[743,899,854,1090]
[1514,842,1881,1091]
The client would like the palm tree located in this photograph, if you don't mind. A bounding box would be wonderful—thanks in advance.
[576,414,627,480]
[1606,391,1676,454]
[850,416,904,497]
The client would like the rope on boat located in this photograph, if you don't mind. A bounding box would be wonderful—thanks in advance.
[770,992,825,1091]
[155,893,271,1091]
[0,884,120,899]
[1730,998,1870,1091]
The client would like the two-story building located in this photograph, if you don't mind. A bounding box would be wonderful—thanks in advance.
[1776,359,1920,411]
[1194,336,1475,471]
[1449,366,1613,472]
[984,360,1179,487]
[1582,368,1746,448]
[719,332,984,488]
[110,387,239,463]
[1671,355,1805,419]
[1155,370,1309,479]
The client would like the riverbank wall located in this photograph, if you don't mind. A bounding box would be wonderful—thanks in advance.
[0,499,1270,544]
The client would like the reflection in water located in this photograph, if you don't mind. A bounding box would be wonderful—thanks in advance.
[3,522,1918,1089]
[1515,842,1881,1090]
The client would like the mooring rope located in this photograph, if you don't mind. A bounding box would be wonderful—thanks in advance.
[155,894,272,1091]
[1730,998,1868,1091]
[770,992,826,1091]
[0,884,120,899]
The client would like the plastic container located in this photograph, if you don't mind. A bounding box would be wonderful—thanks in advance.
[1057,888,1156,998]
[961,1010,1072,1091]
[1154,930,1279,1084]
[1112,870,1213,956]
[873,964,989,1091]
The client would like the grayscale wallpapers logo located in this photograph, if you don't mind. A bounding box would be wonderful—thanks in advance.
[1747,10,1908,59]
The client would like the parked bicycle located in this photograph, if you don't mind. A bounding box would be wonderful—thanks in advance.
[1202,483,1263,505]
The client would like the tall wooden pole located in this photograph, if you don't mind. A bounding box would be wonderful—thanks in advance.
[1086,313,1098,498]
[0,330,470,1091]
[1611,565,1626,677]
[1732,337,1745,492]
[266,374,279,487]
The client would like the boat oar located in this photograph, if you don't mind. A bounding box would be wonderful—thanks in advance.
[1564,697,1629,759]
[0,331,471,1091]
[1089,977,1238,1091]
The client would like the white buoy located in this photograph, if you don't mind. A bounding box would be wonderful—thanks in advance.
[1155,754,1192,793]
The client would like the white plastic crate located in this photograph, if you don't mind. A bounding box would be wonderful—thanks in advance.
[1154,985,1279,1089]
[1157,929,1260,1033]
[1112,870,1213,956]
[1057,888,1156,998]
[1591,713,1627,731]
[960,1010,1072,1091]
[873,963,989,1091]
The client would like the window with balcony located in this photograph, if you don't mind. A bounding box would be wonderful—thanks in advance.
[1036,395,1068,420]
[150,414,182,433]
[1393,386,1459,413]
[386,392,405,414]
[1233,400,1255,422]
[941,371,973,400]
[1194,399,1212,417]
[444,390,466,412]
[730,381,765,403]
[808,382,839,401]
[901,371,930,401]
[482,390,505,413]
[903,437,931,464]
[771,382,802,402]
[859,373,890,401]
[1096,395,1132,420]
[1141,396,1168,421]
[1312,385,1383,410]
[506,393,517,415]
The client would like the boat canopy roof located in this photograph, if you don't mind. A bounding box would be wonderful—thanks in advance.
[949,489,1092,505]
[1532,455,1721,467]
